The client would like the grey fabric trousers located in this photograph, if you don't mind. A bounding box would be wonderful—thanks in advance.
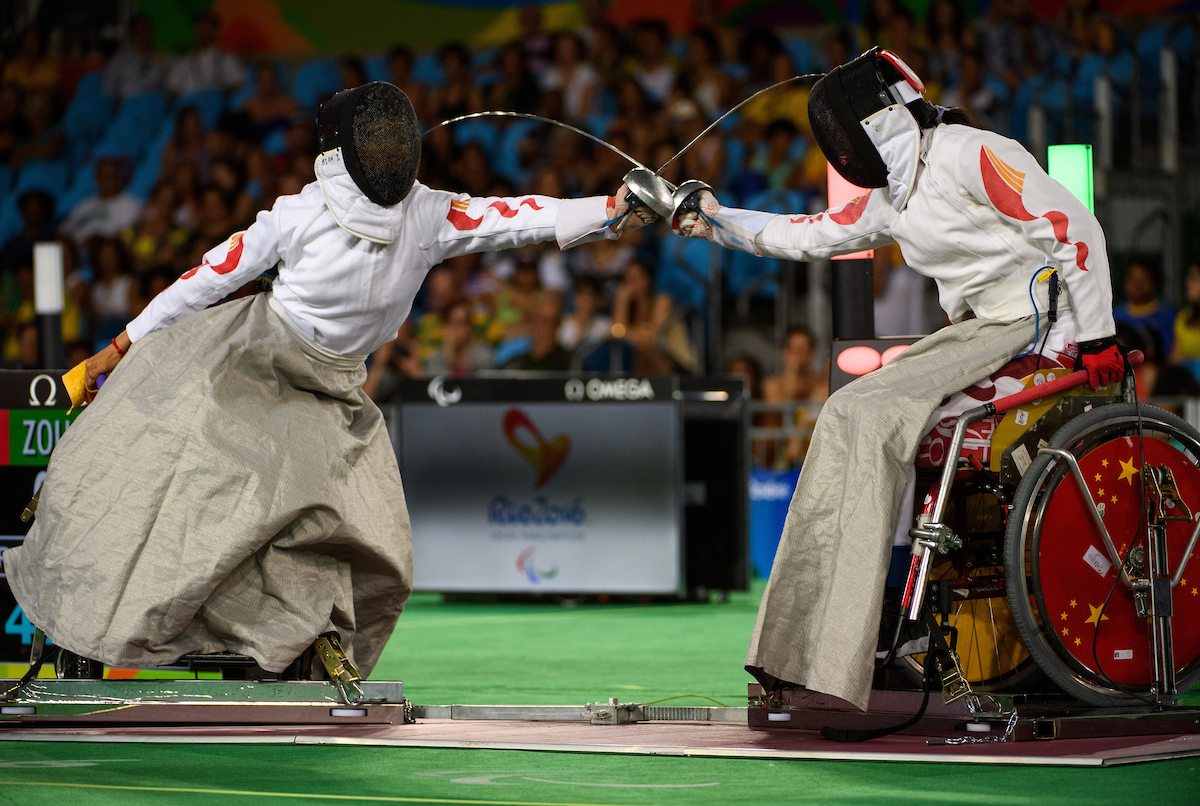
[6,295,413,677]
[746,315,1037,710]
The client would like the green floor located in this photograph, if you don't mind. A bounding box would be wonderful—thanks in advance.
[2,583,1199,805]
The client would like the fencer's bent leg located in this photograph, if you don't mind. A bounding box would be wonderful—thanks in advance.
[745,316,1038,711]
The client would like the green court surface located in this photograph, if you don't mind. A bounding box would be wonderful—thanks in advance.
[2,583,1199,805]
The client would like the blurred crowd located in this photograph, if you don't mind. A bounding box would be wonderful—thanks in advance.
[0,1,1189,466]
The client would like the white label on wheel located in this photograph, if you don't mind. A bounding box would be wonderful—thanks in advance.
[1015,409,1029,426]
[1011,443,1032,476]
[1114,649,1133,660]
[1084,545,1113,577]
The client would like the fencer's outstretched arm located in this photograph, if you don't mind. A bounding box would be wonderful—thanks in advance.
[674,188,895,260]
[416,183,648,264]
[956,133,1114,342]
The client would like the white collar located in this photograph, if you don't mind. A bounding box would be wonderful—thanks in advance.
[861,104,922,212]
[314,148,405,245]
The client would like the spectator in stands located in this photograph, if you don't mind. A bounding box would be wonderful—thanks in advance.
[1113,259,1176,356]
[763,325,827,466]
[164,11,246,97]
[1171,263,1200,384]
[584,23,623,95]
[746,119,805,193]
[608,78,667,153]
[363,323,422,401]
[684,29,733,119]
[541,33,599,124]
[339,56,366,91]
[503,295,572,371]
[3,28,59,94]
[242,62,298,144]
[487,43,541,115]
[728,353,776,467]
[102,14,166,101]
[926,0,971,88]
[414,265,463,361]
[1055,0,1116,60]
[272,113,318,183]
[941,49,1002,132]
[821,26,855,72]
[160,106,212,185]
[431,43,480,122]
[88,236,135,349]
[558,276,611,350]
[883,6,922,68]
[864,0,900,51]
[60,158,141,247]
[673,101,725,194]
[578,0,612,53]
[611,259,674,374]
[0,190,56,273]
[695,0,741,64]
[195,185,235,245]
[625,20,678,105]
[519,4,554,75]
[7,92,64,170]
[742,51,808,135]
[426,298,494,375]
[873,242,930,337]
[980,0,1059,90]
[740,30,783,94]
[0,84,26,165]
[386,46,429,124]
[125,183,185,273]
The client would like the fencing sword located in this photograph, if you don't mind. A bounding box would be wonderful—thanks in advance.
[425,73,822,246]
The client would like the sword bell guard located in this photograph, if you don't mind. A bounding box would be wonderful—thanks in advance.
[622,167,677,219]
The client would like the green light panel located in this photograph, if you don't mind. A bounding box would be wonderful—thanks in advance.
[1047,144,1094,213]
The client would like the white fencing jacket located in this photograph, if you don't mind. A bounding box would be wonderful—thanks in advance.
[127,149,613,356]
[706,123,1115,343]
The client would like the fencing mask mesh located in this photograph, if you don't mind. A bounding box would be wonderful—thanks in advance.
[808,48,910,189]
[317,82,420,207]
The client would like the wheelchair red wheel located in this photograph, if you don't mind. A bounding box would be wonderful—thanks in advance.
[1006,403,1200,705]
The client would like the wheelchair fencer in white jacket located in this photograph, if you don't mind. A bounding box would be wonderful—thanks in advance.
[673,48,1124,710]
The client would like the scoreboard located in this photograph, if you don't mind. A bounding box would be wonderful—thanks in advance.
[0,369,77,663]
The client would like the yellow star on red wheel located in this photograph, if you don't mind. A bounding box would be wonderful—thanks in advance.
[1102,459,1109,468]
[1060,611,1069,621]
[1085,603,1111,625]
[1111,495,1119,504]
[1062,627,1070,636]
[1074,638,1082,646]
[1118,458,1140,485]
[1070,599,1077,608]
[1097,488,1105,496]
[1094,473,1102,482]
[1193,587,1198,597]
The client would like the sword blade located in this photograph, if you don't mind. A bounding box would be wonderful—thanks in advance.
[424,111,648,171]
[655,73,822,175]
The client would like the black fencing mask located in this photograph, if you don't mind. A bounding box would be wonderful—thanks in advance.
[808,48,925,189]
[317,82,421,207]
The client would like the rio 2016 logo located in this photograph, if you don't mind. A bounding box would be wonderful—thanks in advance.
[503,408,569,488]
[516,546,558,583]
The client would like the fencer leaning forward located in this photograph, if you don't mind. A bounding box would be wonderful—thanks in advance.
[674,48,1125,711]
[5,82,649,678]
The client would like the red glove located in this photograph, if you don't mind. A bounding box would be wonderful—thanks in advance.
[1076,337,1126,387]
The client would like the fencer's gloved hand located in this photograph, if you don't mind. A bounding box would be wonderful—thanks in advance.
[608,183,659,231]
[1076,337,1127,387]
[672,188,720,240]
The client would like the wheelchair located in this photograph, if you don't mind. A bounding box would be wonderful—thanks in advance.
[884,349,1200,708]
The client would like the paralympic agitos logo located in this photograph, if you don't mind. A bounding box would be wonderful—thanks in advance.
[502,408,569,488]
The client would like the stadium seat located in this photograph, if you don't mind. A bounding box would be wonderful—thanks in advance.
[0,159,72,245]
[658,236,718,310]
[724,188,804,299]
[61,70,112,163]
[781,36,814,74]
[128,123,175,201]
[364,53,389,83]
[291,59,341,111]
[1008,75,1047,144]
[412,52,445,88]
[453,118,498,152]
[577,338,635,372]
[92,91,170,161]
[492,118,540,185]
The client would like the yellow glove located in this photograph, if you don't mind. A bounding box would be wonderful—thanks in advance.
[62,361,97,414]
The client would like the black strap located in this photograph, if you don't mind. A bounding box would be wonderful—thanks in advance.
[1,645,58,700]
[821,611,956,743]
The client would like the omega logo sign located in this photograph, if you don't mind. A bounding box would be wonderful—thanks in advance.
[564,378,655,402]
[28,374,57,407]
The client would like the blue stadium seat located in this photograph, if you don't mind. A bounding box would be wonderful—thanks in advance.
[291,59,341,111]
[61,70,112,162]
[781,36,814,74]
[230,60,290,110]
[583,112,614,138]
[412,52,445,88]
[364,53,389,83]
[492,118,540,184]
[128,123,174,201]
[724,188,804,299]
[658,236,718,310]
[453,118,498,151]
[0,159,72,245]
[172,89,225,130]
[0,164,10,195]
[1008,75,1046,145]
[578,338,635,372]
[92,91,170,161]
